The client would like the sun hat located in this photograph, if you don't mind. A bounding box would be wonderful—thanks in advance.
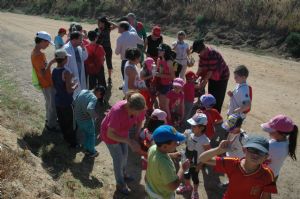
[244,136,269,154]
[185,71,196,80]
[152,125,185,143]
[173,78,184,88]
[187,113,208,126]
[152,26,161,37]
[36,31,54,45]
[144,57,155,71]
[55,49,71,59]
[261,114,294,133]
[200,94,216,108]
[222,114,244,131]
[151,109,167,121]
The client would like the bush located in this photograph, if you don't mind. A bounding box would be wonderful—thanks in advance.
[285,32,300,57]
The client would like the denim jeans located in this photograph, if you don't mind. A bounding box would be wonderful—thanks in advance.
[106,143,128,185]
[76,119,96,153]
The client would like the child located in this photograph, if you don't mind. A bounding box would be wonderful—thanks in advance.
[166,78,185,126]
[227,65,251,117]
[85,30,106,89]
[261,114,298,179]
[198,94,223,140]
[52,49,78,147]
[54,28,67,49]
[222,114,248,159]
[172,31,190,79]
[31,31,58,132]
[139,109,167,169]
[145,125,190,199]
[183,71,197,123]
[176,113,210,199]
[199,136,278,199]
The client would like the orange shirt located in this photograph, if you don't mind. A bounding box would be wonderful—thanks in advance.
[31,51,53,88]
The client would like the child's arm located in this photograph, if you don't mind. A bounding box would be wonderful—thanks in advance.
[64,71,78,93]
[168,151,181,159]
[180,99,185,122]
[234,101,251,113]
[165,98,172,123]
[45,58,56,71]
[199,140,229,166]
[167,159,190,191]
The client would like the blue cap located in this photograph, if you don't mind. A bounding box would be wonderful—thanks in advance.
[244,136,269,154]
[152,125,186,143]
[200,94,216,108]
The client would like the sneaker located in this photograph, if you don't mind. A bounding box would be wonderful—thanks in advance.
[191,190,199,199]
[118,86,123,90]
[176,184,192,194]
[85,151,99,158]
[108,77,112,84]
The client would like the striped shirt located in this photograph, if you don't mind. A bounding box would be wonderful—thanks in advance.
[74,90,98,121]
[198,47,230,81]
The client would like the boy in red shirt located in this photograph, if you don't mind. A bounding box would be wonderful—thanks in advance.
[198,94,223,140]
[183,71,196,123]
[85,30,106,89]
[199,136,277,199]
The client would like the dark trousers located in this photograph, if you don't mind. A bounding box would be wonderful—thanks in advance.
[56,105,77,146]
[121,60,127,79]
[184,167,200,184]
[88,67,106,89]
[104,47,113,70]
[208,79,228,113]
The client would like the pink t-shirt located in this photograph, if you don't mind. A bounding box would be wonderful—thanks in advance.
[184,82,195,103]
[167,90,184,111]
[100,100,145,144]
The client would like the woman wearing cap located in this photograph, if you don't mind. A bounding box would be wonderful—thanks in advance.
[155,44,176,121]
[261,115,298,179]
[145,26,163,62]
[96,16,118,84]
[100,92,146,195]
[54,28,67,49]
[192,39,230,113]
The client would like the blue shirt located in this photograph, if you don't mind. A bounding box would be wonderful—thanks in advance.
[54,35,64,49]
[74,90,98,121]
[52,67,73,107]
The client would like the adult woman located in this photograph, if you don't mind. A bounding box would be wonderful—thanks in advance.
[155,43,176,117]
[96,16,118,84]
[100,92,146,195]
[192,39,230,113]
[145,26,163,62]
[123,48,146,95]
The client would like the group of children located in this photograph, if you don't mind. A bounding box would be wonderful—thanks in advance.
[30,17,299,199]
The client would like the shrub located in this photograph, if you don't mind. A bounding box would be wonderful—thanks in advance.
[285,32,300,57]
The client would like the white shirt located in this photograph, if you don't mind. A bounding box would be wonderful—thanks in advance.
[63,41,88,98]
[268,139,289,177]
[115,31,143,60]
[226,131,248,159]
[129,25,137,33]
[228,82,251,116]
[185,129,210,164]
[172,41,189,60]
[123,61,146,94]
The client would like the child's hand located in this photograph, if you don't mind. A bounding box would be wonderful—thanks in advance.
[227,91,233,97]
[181,159,190,171]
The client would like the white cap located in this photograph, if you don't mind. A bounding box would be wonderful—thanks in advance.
[36,31,54,45]
[151,109,167,121]
[187,113,208,126]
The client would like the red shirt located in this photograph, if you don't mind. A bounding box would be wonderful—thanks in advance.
[166,90,184,113]
[198,47,229,81]
[184,82,195,103]
[215,157,277,199]
[200,109,222,138]
[85,43,106,74]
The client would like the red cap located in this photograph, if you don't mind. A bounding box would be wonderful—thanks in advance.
[185,71,196,79]
[58,28,67,34]
[261,115,295,133]
[152,26,161,37]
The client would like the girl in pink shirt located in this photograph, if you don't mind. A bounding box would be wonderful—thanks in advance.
[100,92,146,195]
[166,78,185,126]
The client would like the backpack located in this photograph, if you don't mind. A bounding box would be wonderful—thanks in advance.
[85,45,101,75]
[244,85,252,114]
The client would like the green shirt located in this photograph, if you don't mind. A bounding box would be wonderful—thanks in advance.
[146,145,178,199]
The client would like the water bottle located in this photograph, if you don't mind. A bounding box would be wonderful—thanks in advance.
[151,63,157,76]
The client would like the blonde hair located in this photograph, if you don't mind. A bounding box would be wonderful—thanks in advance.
[125,91,146,111]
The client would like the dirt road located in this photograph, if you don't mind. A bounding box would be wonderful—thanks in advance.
[0,12,299,199]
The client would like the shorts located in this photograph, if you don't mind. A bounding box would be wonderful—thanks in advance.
[157,84,172,95]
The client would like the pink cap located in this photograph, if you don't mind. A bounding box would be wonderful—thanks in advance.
[261,114,295,133]
[151,109,167,121]
[145,57,154,71]
[173,78,184,88]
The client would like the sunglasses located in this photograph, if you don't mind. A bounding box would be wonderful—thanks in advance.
[246,147,268,156]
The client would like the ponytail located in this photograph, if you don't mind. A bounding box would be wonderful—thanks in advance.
[288,125,298,161]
